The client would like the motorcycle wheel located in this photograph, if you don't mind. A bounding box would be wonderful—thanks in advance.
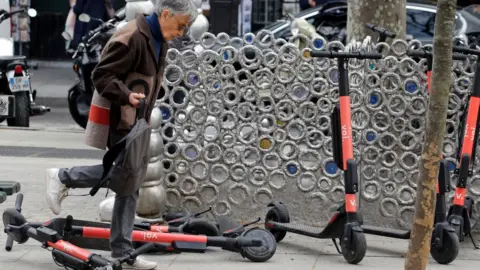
[7,92,29,127]
[68,83,91,129]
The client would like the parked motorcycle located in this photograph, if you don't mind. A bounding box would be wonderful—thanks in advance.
[0,8,50,127]
[61,8,125,129]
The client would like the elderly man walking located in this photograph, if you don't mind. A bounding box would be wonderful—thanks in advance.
[45,0,198,269]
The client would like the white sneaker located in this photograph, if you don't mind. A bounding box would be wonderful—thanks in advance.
[45,168,69,215]
[117,256,158,270]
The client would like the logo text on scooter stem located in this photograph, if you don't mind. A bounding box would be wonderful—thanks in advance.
[453,187,467,205]
[463,123,475,142]
[141,232,159,240]
[341,125,350,141]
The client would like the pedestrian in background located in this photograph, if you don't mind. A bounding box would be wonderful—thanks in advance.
[67,0,116,49]
[299,0,337,11]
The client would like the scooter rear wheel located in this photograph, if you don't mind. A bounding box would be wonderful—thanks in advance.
[430,230,459,265]
[340,231,367,265]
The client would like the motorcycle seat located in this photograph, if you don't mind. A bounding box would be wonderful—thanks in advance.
[0,55,26,61]
[0,56,27,70]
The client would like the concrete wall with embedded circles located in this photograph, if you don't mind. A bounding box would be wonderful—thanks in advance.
[143,30,480,231]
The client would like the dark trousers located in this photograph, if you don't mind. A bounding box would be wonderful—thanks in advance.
[58,165,139,258]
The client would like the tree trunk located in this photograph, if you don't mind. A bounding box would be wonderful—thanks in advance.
[404,1,457,269]
[347,0,406,43]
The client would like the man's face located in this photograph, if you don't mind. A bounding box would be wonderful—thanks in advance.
[159,10,191,41]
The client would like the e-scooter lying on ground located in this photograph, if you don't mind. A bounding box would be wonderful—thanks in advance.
[4,194,277,263]
[3,194,157,270]
[446,44,480,249]
[360,47,467,265]
[264,50,383,265]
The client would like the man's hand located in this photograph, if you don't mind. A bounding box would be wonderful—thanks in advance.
[308,0,316,7]
[129,93,145,108]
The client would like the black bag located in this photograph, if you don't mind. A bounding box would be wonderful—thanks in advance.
[90,99,151,197]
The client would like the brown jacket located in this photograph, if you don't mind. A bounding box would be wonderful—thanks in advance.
[85,14,168,149]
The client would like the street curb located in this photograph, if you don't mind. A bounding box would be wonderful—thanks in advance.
[29,60,72,69]
[35,96,68,108]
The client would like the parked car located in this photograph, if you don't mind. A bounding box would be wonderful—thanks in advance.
[258,1,480,45]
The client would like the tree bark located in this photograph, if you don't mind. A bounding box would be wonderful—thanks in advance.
[347,0,406,43]
[404,1,457,269]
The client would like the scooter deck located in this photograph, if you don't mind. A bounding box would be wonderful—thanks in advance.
[268,221,343,239]
[361,225,410,239]
[0,181,21,195]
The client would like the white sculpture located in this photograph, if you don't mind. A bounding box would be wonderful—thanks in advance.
[125,0,154,21]
[190,11,209,41]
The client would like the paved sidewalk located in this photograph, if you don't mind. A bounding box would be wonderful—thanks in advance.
[1,126,480,269]
[29,66,77,109]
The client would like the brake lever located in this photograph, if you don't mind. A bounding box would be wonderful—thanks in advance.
[6,223,27,231]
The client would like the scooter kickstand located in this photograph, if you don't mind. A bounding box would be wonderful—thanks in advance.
[194,207,212,218]
[332,239,342,254]
[242,217,262,228]
[468,232,480,249]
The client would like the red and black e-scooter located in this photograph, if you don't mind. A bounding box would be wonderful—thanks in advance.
[3,193,156,270]
[447,44,480,249]
[264,49,383,264]
[4,193,277,263]
[360,46,467,264]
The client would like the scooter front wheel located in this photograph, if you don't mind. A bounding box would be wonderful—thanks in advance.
[240,228,277,262]
[430,230,459,265]
[340,231,367,265]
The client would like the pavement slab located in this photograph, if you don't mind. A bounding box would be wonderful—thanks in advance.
[30,67,77,109]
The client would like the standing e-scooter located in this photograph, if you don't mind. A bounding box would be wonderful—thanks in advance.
[361,47,466,264]
[446,44,480,249]
[264,49,383,265]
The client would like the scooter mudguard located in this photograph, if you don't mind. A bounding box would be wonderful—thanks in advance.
[266,201,290,223]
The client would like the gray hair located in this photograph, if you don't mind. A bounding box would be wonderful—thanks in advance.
[154,0,199,23]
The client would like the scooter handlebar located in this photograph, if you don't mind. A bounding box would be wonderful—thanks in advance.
[407,49,467,60]
[93,243,156,270]
[120,242,156,260]
[365,23,396,38]
[5,193,23,251]
[310,50,383,59]
[407,50,428,58]
[452,45,480,56]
